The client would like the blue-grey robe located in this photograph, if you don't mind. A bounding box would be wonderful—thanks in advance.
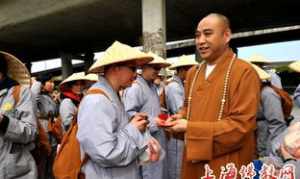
[31,81,58,134]
[31,81,59,179]
[256,86,287,157]
[59,98,77,131]
[77,76,148,179]
[0,85,38,179]
[122,75,167,179]
[268,70,282,89]
[164,75,184,179]
[293,84,300,108]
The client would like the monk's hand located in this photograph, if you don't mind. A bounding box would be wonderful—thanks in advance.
[131,112,149,133]
[168,118,187,133]
[148,138,161,162]
[170,113,183,120]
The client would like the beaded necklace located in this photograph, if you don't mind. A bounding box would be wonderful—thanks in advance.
[186,54,236,121]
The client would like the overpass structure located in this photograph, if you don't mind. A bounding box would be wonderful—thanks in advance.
[1,0,300,77]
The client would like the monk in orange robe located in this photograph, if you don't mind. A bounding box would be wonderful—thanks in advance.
[167,13,261,179]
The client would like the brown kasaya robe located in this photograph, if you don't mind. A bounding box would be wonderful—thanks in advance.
[179,49,260,179]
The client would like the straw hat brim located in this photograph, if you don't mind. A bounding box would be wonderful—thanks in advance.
[251,64,271,80]
[0,51,31,86]
[169,55,198,70]
[169,63,197,70]
[59,72,97,91]
[84,74,98,82]
[148,62,171,68]
[247,55,271,64]
[147,52,171,68]
[288,61,300,72]
[89,57,153,74]
[89,41,155,73]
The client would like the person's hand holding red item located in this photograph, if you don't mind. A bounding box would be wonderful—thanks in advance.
[164,113,187,133]
[156,113,174,127]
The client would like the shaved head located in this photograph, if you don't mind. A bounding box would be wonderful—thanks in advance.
[201,13,231,32]
[195,13,232,63]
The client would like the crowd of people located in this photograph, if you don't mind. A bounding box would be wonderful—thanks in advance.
[1,13,300,179]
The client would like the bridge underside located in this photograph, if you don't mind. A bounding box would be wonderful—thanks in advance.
[0,0,299,62]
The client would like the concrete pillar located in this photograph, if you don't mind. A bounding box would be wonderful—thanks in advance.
[142,0,166,58]
[61,52,73,79]
[84,51,95,72]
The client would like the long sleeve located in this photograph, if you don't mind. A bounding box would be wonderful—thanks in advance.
[165,82,184,114]
[293,84,300,107]
[186,67,260,160]
[77,94,146,168]
[59,98,76,131]
[2,87,37,144]
[261,88,287,142]
[30,81,42,102]
[123,83,159,133]
[123,84,143,117]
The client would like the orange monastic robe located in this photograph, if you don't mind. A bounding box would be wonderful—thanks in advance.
[180,49,260,179]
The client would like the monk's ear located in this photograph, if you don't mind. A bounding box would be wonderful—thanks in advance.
[224,28,231,44]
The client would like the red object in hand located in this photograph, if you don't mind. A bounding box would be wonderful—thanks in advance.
[158,114,169,121]
[158,114,173,127]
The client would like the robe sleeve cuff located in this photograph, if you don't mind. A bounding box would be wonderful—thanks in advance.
[186,121,213,161]
[124,123,147,149]
[148,115,159,134]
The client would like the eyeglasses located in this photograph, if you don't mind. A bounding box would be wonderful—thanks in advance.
[153,67,161,71]
[120,65,137,72]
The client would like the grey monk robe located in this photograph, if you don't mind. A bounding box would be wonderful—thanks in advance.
[165,75,185,179]
[122,75,167,179]
[77,76,148,179]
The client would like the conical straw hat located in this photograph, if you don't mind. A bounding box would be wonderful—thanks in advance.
[89,41,153,73]
[0,51,31,86]
[251,64,271,80]
[169,55,198,70]
[247,54,271,64]
[288,61,300,72]
[59,72,97,91]
[84,73,98,81]
[147,52,171,68]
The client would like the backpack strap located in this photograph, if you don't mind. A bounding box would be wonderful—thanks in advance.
[86,88,111,101]
[12,85,21,107]
[78,87,110,170]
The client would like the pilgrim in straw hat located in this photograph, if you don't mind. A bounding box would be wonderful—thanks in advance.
[89,41,153,74]
[0,51,31,86]
[246,56,283,88]
[59,72,99,99]
[59,72,98,91]
[76,41,161,178]
[59,72,98,131]
[288,60,300,73]
[162,55,198,179]
[144,51,171,88]
[146,52,171,88]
